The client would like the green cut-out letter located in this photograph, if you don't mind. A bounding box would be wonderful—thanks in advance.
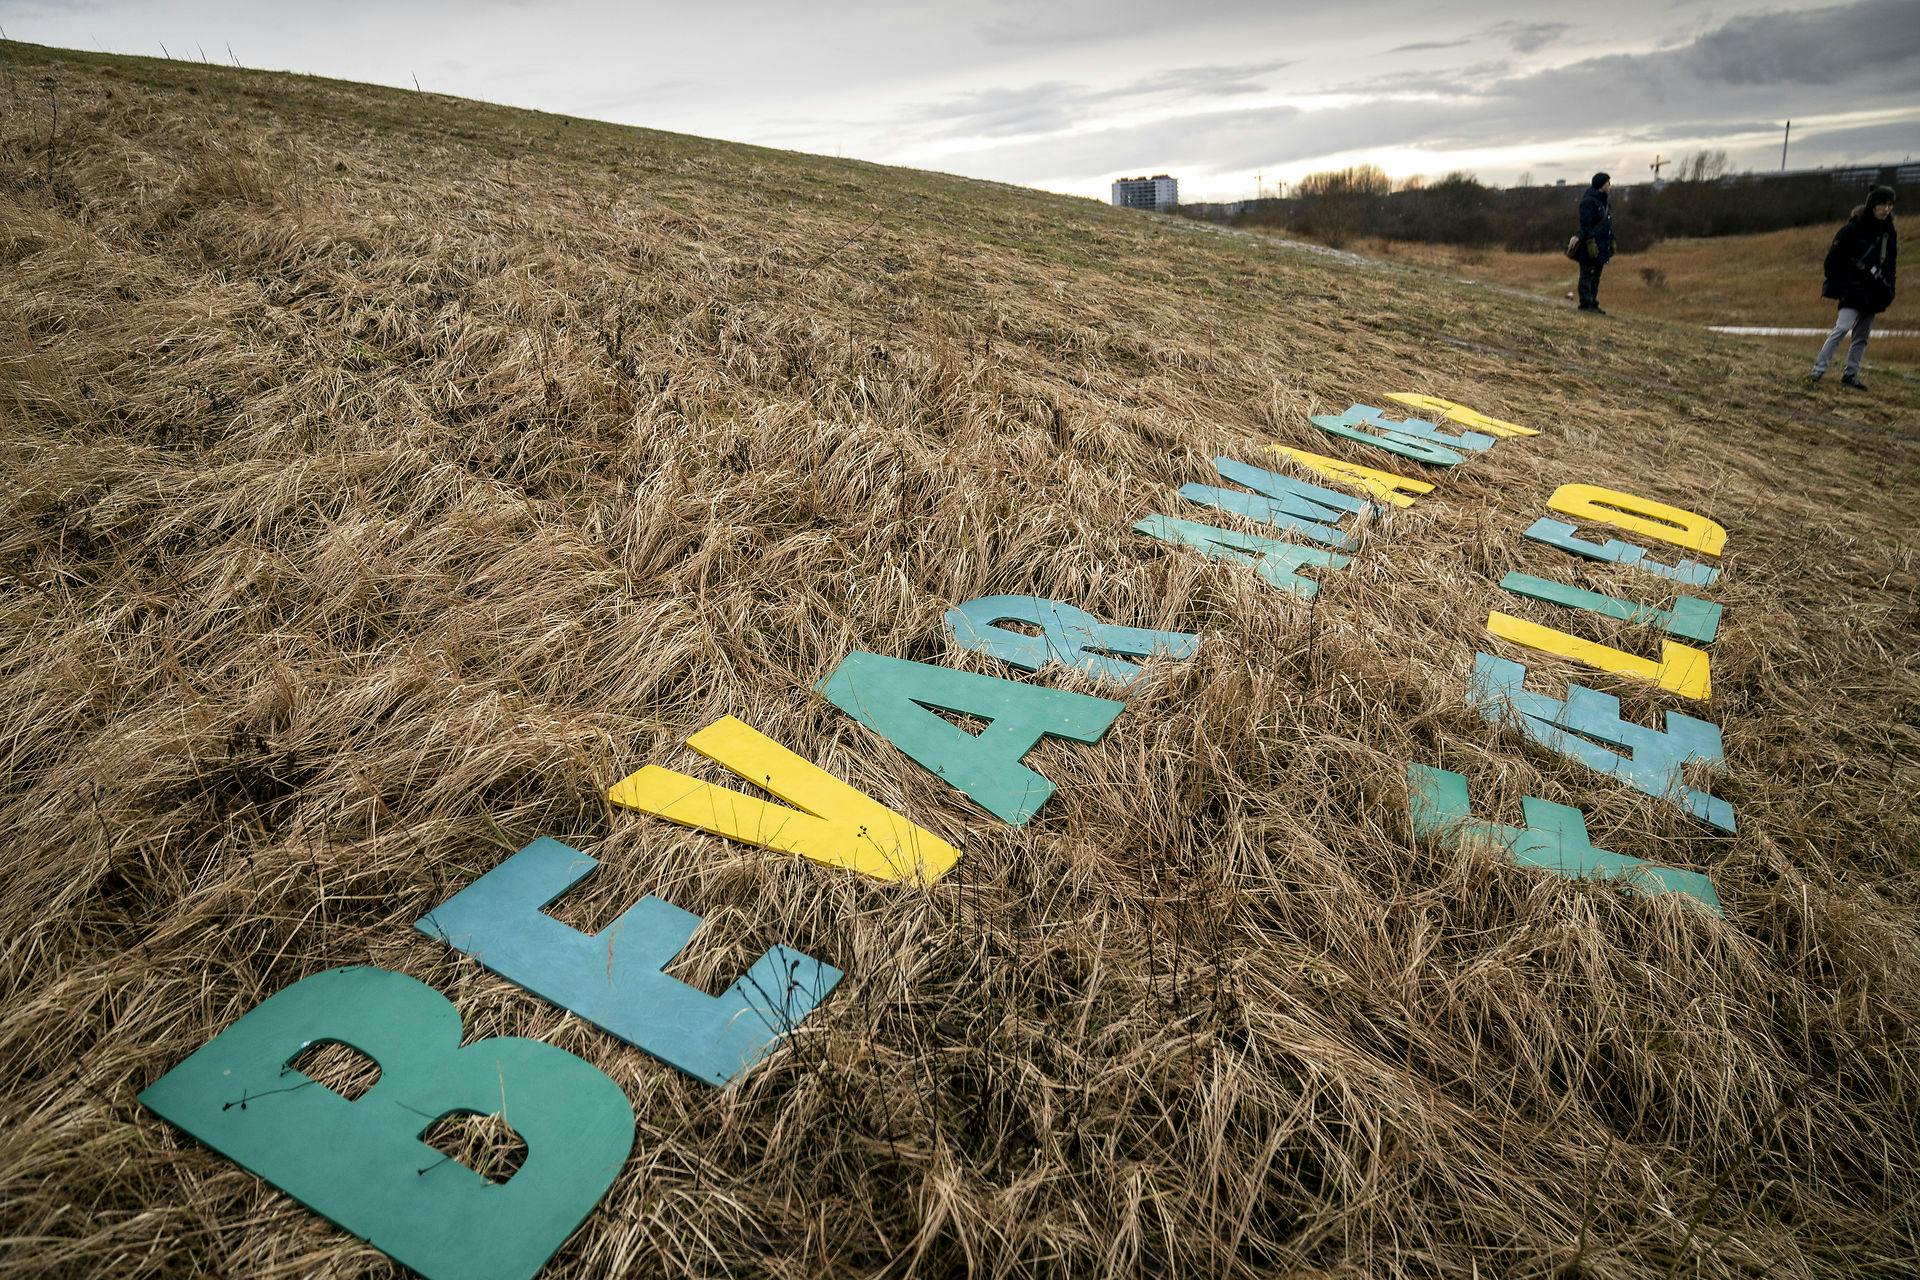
[1407,764,1722,914]
[1176,456,1370,548]
[816,651,1123,825]
[1308,408,1466,466]
[1499,571,1720,644]
[1134,514,1351,598]
[1524,518,1720,587]
[137,966,635,1280]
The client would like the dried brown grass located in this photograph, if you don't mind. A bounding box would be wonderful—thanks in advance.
[3,40,1919,1280]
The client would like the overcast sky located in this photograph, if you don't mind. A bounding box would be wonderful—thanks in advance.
[4,0,1916,201]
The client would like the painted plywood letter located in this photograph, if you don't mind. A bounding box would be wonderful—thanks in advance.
[1406,764,1721,913]
[417,839,841,1086]
[1308,410,1465,466]
[138,966,634,1280]
[1177,456,1369,548]
[608,716,961,882]
[1523,518,1721,586]
[817,652,1124,826]
[1267,445,1434,508]
[1498,571,1720,644]
[946,595,1198,683]
[1549,483,1726,556]
[1134,514,1351,598]
[1383,392,1538,437]
[1487,611,1712,700]
[1468,652,1734,832]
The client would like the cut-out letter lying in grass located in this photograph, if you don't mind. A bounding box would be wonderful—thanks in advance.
[609,716,961,882]
[1498,571,1721,644]
[1487,611,1713,701]
[1524,518,1720,587]
[1406,764,1721,914]
[1135,514,1352,599]
[1308,409,1465,466]
[1177,456,1370,548]
[138,966,634,1280]
[818,651,1123,826]
[1548,483,1726,556]
[1469,652,1734,832]
[418,838,841,1087]
[946,595,1199,684]
[1268,445,1434,508]
[1328,404,1497,452]
[1383,392,1538,437]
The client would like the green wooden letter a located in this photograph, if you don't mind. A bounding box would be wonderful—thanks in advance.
[138,966,636,1280]
[817,651,1124,825]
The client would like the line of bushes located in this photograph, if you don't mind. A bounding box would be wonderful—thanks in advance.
[1180,163,1911,253]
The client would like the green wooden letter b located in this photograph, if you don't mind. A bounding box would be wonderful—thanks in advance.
[138,966,635,1280]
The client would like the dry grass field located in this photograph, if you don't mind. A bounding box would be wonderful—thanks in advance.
[1354,227,1920,373]
[4,39,1920,1280]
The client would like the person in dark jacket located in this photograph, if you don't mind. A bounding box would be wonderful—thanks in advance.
[1576,172,1615,312]
[1810,185,1897,388]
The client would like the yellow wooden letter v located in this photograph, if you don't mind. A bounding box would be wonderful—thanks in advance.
[608,716,961,883]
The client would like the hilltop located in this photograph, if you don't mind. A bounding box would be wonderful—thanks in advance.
[3,40,1918,1280]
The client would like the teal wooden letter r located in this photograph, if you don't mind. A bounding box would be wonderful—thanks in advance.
[417,838,843,1086]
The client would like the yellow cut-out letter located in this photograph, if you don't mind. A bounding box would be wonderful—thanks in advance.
[1268,446,1434,508]
[1487,612,1712,701]
[1547,483,1726,556]
[1384,392,1538,437]
[608,716,961,882]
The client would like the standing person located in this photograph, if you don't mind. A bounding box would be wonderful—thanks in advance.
[1576,172,1615,313]
[1810,185,1897,389]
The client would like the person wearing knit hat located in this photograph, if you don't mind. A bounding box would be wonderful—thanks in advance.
[1811,185,1897,389]
[1574,173,1614,313]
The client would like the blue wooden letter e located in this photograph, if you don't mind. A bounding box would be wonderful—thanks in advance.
[417,838,842,1086]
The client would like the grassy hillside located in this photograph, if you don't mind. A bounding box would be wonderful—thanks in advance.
[1350,227,1920,372]
[4,39,1919,1280]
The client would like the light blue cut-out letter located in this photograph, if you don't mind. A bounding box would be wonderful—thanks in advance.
[1467,652,1735,832]
[1328,404,1497,452]
[1407,764,1722,913]
[945,595,1198,684]
[1498,571,1720,644]
[1134,514,1351,598]
[137,966,634,1280]
[1309,408,1466,466]
[1523,518,1720,586]
[417,838,841,1087]
[817,651,1123,825]
[1177,456,1371,548]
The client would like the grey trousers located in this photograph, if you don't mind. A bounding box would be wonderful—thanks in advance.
[1813,307,1875,377]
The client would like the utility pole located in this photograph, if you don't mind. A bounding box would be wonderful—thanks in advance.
[1649,154,1666,181]
[1781,120,1791,171]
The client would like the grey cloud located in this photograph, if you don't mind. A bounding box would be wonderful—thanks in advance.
[1620,119,1784,142]
[1793,119,1920,162]
[1679,0,1920,86]
[1484,21,1571,53]
[974,0,1273,47]
[930,0,1920,185]
[896,59,1289,141]
[1389,38,1473,54]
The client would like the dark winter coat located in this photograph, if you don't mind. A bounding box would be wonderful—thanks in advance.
[1577,186,1614,263]
[1823,212,1898,315]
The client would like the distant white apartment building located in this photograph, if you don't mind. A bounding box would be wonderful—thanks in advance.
[1112,174,1178,211]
